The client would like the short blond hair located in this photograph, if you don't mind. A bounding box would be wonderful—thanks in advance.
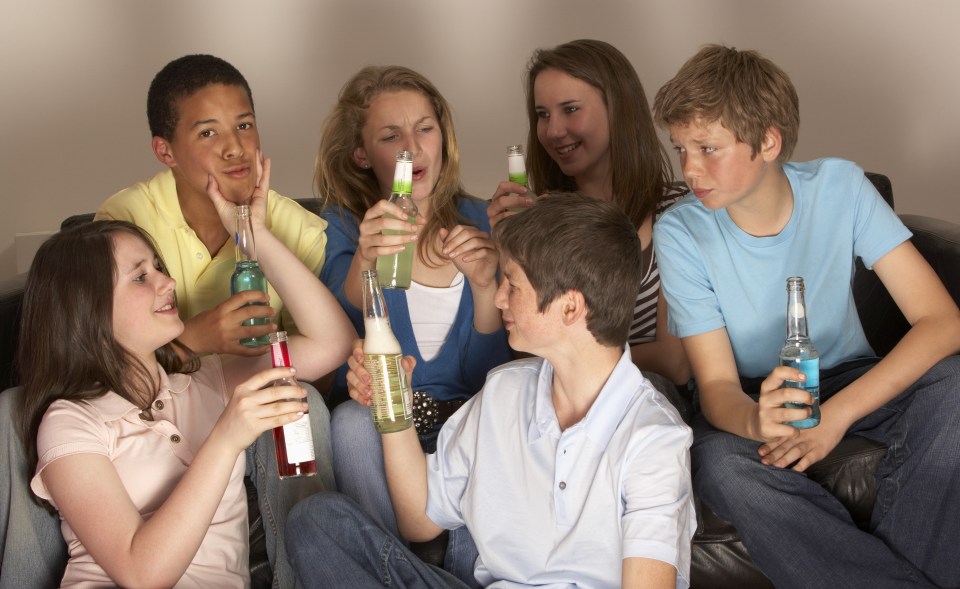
[653,45,800,162]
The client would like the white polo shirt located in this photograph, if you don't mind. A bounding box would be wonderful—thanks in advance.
[425,349,694,588]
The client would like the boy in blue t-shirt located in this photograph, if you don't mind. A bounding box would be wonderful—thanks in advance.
[652,45,960,588]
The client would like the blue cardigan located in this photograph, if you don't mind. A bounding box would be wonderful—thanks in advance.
[320,197,511,405]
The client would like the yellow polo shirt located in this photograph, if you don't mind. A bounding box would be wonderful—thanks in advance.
[95,169,327,336]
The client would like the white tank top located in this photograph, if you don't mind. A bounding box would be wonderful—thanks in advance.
[407,272,465,361]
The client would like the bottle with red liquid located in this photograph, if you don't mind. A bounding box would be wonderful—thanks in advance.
[268,331,317,478]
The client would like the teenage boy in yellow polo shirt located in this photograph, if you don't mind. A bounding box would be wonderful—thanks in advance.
[96,54,327,358]
[96,54,336,589]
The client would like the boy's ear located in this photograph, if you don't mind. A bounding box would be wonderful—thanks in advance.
[559,289,587,326]
[152,136,177,169]
[760,126,783,163]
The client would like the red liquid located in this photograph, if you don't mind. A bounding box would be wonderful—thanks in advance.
[269,332,317,479]
[273,423,317,479]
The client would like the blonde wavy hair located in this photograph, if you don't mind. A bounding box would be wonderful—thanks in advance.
[315,65,474,265]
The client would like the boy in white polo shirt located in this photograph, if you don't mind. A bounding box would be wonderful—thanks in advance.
[286,193,695,589]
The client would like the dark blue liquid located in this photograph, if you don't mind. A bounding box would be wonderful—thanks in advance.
[231,260,270,347]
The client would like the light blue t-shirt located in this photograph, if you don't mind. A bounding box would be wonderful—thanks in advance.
[653,158,911,378]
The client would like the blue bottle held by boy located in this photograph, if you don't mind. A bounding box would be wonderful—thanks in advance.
[779,276,820,428]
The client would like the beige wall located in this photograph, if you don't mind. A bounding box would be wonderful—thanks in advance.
[3,0,958,279]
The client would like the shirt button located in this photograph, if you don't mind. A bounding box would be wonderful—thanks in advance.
[558,481,566,490]
[154,400,164,410]
[170,434,181,444]
[196,252,203,259]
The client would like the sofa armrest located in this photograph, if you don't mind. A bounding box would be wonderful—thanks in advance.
[855,213,960,357]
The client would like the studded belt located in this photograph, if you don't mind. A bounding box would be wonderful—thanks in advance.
[412,391,466,435]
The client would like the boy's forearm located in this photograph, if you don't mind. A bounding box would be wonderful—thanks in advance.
[824,314,960,428]
[699,380,764,441]
[382,426,443,542]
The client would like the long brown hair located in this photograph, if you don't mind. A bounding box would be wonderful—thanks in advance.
[314,65,476,265]
[525,39,674,229]
[16,221,198,481]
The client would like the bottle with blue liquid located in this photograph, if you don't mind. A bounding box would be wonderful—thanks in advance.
[230,205,271,347]
[778,276,820,428]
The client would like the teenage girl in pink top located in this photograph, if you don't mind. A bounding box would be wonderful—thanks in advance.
[16,157,354,588]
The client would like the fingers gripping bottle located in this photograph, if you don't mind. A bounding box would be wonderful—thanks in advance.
[230,205,271,347]
[778,277,821,428]
[506,144,532,212]
[361,270,413,433]
[376,150,418,290]
[269,331,317,478]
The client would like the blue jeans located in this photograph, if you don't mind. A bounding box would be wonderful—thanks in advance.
[248,382,336,589]
[331,400,479,587]
[0,387,67,589]
[692,356,960,589]
[286,492,469,589]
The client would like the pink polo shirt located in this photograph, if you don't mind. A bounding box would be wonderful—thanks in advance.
[31,356,249,588]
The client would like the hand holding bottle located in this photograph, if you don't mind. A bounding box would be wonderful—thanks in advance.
[211,365,308,456]
[178,291,276,356]
[345,338,417,408]
[487,180,534,231]
[753,365,817,442]
[356,199,423,264]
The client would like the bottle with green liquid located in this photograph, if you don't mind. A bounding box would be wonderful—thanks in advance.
[376,150,417,289]
[506,144,532,212]
[361,269,413,433]
[230,205,271,347]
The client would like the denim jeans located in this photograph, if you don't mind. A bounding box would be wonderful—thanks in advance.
[248,382,336,589]
[286,492,469,589]
[0,387,67,589]
[692,356,960,589]
[331,400,480,587]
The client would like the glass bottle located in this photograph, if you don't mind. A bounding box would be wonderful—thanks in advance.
[778,276,821,428]
[506,144,532,212]
[268,331,317,478]
[230,205,270,347]
[376,150,418,290]
[361,269,413,433]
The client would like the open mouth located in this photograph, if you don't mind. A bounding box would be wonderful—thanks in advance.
[412,167,426,181]
[155,302,176,313]
[556,142,580,155]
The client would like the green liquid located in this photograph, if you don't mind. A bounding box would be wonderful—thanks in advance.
[230,260,271,347]
[364,353,412,433]
[376,214,415,290]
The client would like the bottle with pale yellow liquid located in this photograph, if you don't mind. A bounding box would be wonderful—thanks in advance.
[361,269,413,433]
[376,150,418,290]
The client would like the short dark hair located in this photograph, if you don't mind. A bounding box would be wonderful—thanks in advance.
[147,54,254,140]
[653,44,800,162]
[494,192,642,347]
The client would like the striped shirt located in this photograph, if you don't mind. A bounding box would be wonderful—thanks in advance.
[628,189,685,345]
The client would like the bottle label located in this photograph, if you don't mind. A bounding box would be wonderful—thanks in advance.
[282,414,316,464]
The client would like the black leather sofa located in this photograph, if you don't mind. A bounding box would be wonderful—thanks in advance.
[1,174,958,587]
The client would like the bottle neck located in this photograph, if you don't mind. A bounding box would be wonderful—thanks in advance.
[235,213,258,262]
[362,271,391,321]
[269,338,292,368]
[785,290,810,341]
